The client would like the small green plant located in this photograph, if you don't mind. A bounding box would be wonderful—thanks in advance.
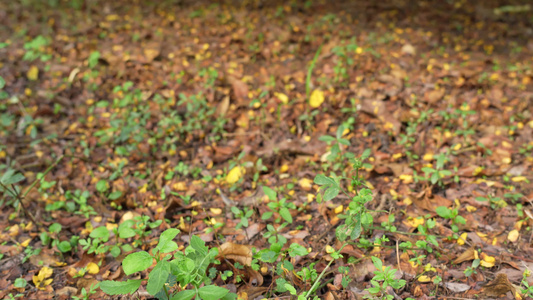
[364,257,406,300]
[40,223,75,253]
[0,75,8,99]
[72,282,99,300]
[23,35,51,62]
[231,206,253,229]
[420,152,452,187]
[436,206,466,237]
[464,258,480,277]
[520,269,533,298]
[100,229,237,300]
[475,193,507,209]
[261,186,295,224]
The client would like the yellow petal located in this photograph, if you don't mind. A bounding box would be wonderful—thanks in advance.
[418,275,431,282]
[480,253,495,268]
[404,217,425,228]
[457,232,468,245]
[508,229,519,242]
[27,66,39,81]
[299,178,313,190]
[274,92,289,104]
[210,208,222,215]
[226,166,244,184]
[309,89,325,108]
[87,262,100,274]
[511,176,527,182]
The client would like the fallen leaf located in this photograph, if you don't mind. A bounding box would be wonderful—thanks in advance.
[309,89,325,108]
[482,273,517,298]
[401,43,416,55]
[27,66,39,81]
[226,166,245,185]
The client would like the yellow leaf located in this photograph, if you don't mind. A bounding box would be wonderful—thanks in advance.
[309,89,325,108]
[172,181,187,191]
[226,166,244,185]
[87,262,100,274]
[457,232,468,245]
[404,216,425,228]
[274,92,289,104]
[20,238,31,247]
[27,65,39,81]
[508,229,519,242]
[210,208,222,215]
[480,253,495,268]
[299,178,313,190]
[139,183,148,193]
[422,153,433,161]
[33,266,53,290]
[399,174,413,184]
[511,176,527,182]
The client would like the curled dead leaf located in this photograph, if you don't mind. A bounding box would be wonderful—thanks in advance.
[482,273,517,299]
[218,242,252,266]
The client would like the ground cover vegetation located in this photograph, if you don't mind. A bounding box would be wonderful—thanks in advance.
[0,0,532,299]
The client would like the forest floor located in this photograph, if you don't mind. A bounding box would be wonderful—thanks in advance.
[1,0,533,299]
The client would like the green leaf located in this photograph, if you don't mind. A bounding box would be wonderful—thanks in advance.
[171,290,196,300]
[285,283,297,295]
[49,223,62,233]
[118,220,136,239]
[314,174,336,186]
[198,285,229,300]
[338,138,350,146]
[90,226,110,242]
[1,169,25,185]
[155,228,180,253]
[475,197,488,202]
[421,167,435,174]
[88,51,101,68]
[190,235,208,256]
[361,148,372,160]
[288,243,308,257]
[323,186,340,201]
[318,135,336,143]
[58,241,72,252]
[122,251,153,275]
[455,215,466,225]
[262,186,277,201]
[0,76,5,89]
[100,279,142,295]
[261,211,273,220]
[336,125,345,140]
[435,206,451,218]
[430,172,439,184]
[279,207,293,224]
[95,180,109,193]
[108,191,122,200]
[146,261,170,295]
[371,257,383,271]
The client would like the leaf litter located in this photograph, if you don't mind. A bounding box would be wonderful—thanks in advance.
[0,0,532,299]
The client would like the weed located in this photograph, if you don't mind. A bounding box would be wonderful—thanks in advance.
[100,229,237,300]
[364,256,406,300]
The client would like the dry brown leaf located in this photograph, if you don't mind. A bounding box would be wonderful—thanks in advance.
[453,247,477,265]
[218,242,252,266]
[481,273,517,299]
[216,96,230,117]
[227,75,249,104]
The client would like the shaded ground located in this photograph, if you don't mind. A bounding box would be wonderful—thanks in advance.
[0,0,533,299]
